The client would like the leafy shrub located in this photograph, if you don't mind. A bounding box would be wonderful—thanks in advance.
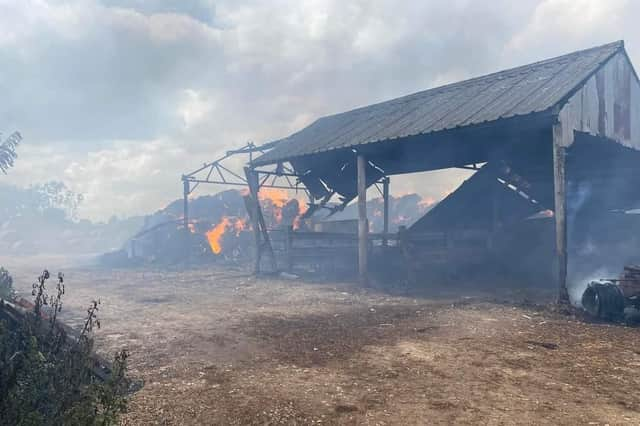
[0,269,130,425]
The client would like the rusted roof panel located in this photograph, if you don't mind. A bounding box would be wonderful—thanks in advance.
[255,41,624,166]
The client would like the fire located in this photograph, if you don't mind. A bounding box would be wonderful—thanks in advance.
[297,200,308,216]
[258,188,288,208]
[292,198,309,230]
[205,216,248,254]
[262,188,288,224]
[239,186,309,229]
[256,188,309,228]
[205,217,231,254]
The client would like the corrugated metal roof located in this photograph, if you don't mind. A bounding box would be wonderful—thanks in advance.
[255,41,624,166]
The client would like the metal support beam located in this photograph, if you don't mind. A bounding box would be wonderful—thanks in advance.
[382,177,390,246]
[244,167,278,274]
[182,177,190,260]
[552,122,570,304]
[183,141,309,196]
[245,168,263,274]
[357,154,368,286]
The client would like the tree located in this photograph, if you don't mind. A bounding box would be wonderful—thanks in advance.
[0,267,13,300]
[0,132,22,174]
[33,181,84,221]
[0,181,84,223]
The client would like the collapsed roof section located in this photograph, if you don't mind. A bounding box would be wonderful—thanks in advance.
[410,133,640,234]
[409,162,545,233]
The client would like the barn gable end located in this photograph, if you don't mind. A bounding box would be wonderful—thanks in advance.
[558,50,640,148]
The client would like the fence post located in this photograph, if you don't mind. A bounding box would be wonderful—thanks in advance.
[285,225,293,272]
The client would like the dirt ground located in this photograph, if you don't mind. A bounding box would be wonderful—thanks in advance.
[5,260,640,425]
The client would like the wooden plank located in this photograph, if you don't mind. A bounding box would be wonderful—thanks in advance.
[286,231,359,241]
[552,122,570,304]
[357,154,368,286]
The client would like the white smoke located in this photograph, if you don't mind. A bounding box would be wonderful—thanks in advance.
[567,267,616,307]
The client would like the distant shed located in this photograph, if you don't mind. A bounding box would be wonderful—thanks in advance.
[251,41,640,301]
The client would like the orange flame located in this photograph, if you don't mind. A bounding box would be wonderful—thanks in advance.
[297,199,308,216]
[258,188,288,208]
[242,187,309,229]
[258,188,288,224]
[292,199,309,230]
[205,216,248,254]
[206,217,231,254]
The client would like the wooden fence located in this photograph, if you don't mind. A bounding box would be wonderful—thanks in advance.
[267,227,493,278]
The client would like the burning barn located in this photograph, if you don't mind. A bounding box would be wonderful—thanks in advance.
[180,41,640,304]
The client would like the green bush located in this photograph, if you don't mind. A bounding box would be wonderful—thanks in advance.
[0,269,130,425]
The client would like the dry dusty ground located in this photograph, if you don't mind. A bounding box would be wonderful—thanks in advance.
[5,260,640,425]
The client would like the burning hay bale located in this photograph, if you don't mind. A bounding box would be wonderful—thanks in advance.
[102,189,309,266]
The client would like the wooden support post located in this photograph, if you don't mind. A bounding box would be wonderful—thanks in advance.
[382,177,390,247]
[398,225,415,285]
[182,177,190,260]
[552,123,570,304]
[285,225,293,272]
[357,154,368,286]
[255,202,278,273]
[244,167,278,274]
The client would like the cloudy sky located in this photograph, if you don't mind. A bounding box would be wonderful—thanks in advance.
[1,0,639,221]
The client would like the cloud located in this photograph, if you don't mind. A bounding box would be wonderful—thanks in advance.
[1,0,639,221]
[506,0,638,60]
[101,0,217,25]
